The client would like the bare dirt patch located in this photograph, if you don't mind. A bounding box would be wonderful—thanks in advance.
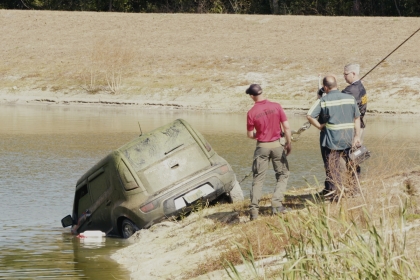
[1,11,420,113]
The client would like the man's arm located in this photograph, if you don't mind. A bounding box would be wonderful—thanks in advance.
[317,74,323,99]
[353,117,361,147]
[359,94,367,130]
[306,115,325,131]
[247,130,255,139]
[281,120,292,155]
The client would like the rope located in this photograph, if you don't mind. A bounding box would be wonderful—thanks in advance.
[238,171,253,184]
[291,122,311,142]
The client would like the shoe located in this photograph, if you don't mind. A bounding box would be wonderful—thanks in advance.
[321,189,336,200]
[321,188,334,196]
[250,214,258,221]
[324,192,339,203]
[249,208,259,221]
[272,206,291,215]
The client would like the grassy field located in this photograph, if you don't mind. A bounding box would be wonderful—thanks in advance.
[1,10,420,113]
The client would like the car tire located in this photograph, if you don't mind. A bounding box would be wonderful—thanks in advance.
[121,219,139,239]
[229,180,244,202]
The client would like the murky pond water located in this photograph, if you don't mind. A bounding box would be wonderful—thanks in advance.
[1,104,419,278]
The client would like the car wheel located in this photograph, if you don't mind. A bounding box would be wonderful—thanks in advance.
[121,219,139,239]
[229,180,244,202]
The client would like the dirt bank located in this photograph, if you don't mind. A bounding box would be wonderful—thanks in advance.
[1,11,420,114]
[110,168,420,280]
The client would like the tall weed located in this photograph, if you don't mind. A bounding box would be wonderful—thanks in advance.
[81,38,134,94]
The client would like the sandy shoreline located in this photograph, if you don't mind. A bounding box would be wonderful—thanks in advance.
[2,89,420,115]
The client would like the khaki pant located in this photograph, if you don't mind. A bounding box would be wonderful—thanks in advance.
[250,140,289,210]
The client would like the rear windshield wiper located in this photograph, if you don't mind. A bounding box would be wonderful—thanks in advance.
[164,144,184,155]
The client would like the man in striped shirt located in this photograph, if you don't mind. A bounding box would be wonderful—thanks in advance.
[307,76,361,200]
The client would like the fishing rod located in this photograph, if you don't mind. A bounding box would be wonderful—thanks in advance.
[311,27,420,94]
[360,27,420,80]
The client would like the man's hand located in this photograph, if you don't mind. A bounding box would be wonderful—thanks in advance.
[284,142,292,156]
[353,135,361,148]
[353,117,361,147]
[281,120,292,155]
[247,130,255,139]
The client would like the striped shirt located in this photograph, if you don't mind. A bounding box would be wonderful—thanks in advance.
[308,90,360,150]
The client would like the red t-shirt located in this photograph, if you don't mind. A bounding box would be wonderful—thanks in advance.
[247,99,287,142]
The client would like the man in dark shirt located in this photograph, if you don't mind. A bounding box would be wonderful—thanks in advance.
[342,63,367,176]
[342,63,367,136]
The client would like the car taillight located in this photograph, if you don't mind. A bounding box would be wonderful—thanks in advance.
[218,165,229,175]
[140,202,155,213]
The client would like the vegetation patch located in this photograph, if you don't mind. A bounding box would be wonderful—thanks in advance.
[181,165,420,279]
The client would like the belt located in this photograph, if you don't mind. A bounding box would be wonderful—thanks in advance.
[256,139,281,148]
[257,139,280,143]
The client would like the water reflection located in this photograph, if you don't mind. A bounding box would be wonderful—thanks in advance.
[0,229,128,279]
[0,104,419,278]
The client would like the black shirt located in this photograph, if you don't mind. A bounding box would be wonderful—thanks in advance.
[342,80,367,128]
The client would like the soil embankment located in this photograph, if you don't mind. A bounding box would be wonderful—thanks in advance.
[1,11,420,114]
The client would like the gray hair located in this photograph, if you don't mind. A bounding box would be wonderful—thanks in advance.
[344,63,360,75]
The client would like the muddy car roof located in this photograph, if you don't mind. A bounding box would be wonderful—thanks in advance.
[75,119,198,186]
[117,119,201,172]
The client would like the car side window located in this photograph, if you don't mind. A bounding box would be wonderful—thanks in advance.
[119,160,139,191]
[88,167,109,202]
[75,184,90,218]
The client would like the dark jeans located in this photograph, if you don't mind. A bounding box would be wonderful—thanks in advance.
[320,146,358,194]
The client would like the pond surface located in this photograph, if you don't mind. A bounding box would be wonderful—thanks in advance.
[1,104,419,279]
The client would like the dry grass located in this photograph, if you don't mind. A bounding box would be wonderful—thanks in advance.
[185,199,293,278]
[1,11,420,112]
[182,148,420,279]
[75,38,136,94]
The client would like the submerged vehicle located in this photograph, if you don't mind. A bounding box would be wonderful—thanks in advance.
[61,119,243,238]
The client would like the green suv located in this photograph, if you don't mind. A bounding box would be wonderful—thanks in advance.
[61,119,243,238]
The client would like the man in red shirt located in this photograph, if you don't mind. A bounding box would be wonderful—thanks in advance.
[246,84,292,220]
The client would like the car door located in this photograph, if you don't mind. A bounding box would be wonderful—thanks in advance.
[73,183,92,233]
[87,166,114,234]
